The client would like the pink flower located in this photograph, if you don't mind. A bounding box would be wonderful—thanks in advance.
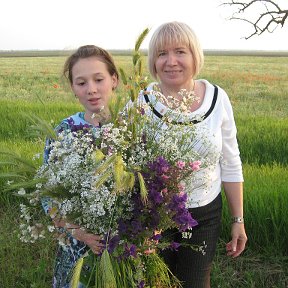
[162,166,169,173]
[144,248,155,255]
[161,188,168,194]
[178,191,185,197]
[189,160,202,171]
[107,147,114,156]
[176,161,185,169]
[177,182,186,192]
[161,174,170,180]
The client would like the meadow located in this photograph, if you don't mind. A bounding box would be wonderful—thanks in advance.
[0,51,287,287]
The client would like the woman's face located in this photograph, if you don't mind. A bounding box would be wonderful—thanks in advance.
[71,56,118,117]
[155,44,194,91]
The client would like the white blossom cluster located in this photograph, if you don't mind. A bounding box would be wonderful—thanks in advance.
[152,87,200,114]
[19,202,54,243]
[37,128,134,236]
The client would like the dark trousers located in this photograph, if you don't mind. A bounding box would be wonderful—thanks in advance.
[161,193,222,288]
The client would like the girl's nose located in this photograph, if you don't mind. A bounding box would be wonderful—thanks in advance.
[87,82,97,94]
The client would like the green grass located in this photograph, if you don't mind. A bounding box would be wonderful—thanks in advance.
[0,53,287,287]
[237,116,288,165]
[0,203,55,288]
[222,164,288,254]
[212,242,288,288]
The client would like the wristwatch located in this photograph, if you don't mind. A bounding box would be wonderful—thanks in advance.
[231,216,244,224]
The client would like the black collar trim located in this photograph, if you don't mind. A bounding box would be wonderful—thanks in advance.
[143,85,218,124]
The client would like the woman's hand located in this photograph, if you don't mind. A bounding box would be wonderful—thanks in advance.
[226,223,247,258]
[223,182,247,258]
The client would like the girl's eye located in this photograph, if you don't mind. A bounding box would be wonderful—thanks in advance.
[96,79,104,82]
[77,82,85,86]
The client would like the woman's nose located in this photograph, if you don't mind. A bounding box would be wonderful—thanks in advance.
[166,52,177,65]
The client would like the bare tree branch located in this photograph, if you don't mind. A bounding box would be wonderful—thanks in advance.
[221,0,288,39]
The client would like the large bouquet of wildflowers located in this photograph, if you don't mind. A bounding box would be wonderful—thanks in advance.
[1,29,217,287]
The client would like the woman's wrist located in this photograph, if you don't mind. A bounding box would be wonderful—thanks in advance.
[231,216,244,224]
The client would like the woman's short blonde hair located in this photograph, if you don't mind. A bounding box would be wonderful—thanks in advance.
[148,21,204,80]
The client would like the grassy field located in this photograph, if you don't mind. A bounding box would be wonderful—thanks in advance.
[0,52,287,287]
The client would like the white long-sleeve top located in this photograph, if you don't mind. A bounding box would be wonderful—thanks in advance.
[139,79,243,208]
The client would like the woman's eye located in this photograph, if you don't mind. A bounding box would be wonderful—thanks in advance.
[158,51,166,57]
[96,79,103,82]
[77,82,85,86]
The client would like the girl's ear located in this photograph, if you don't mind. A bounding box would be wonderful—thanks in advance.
[71,84,78,97]
[112,74,119,90]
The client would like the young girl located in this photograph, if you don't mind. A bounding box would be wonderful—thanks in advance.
[42,45,119,288]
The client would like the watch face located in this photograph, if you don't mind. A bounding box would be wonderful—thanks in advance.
[232,217,244,223]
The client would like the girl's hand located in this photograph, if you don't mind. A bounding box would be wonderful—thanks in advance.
[54,219,104,254]
[71,227,104,254]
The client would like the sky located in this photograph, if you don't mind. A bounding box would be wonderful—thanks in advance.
[1,0,287,51]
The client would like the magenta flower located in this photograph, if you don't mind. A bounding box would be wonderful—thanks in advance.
[176,161,186,169]
[161,174,170,180]
[189,160,202,171]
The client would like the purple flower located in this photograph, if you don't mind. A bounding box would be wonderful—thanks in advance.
[118,219,128,235]
[131,219,144,233]
[151,233,162,241]
[148,156,170,175]
[124,244,137,258]
[138,280,145,288]
[149,209,160,228]
[100,233,120,254]
[149,186,163,204]
[169,241,181,251]
[108,235,120,253]
[168,193,187,210]
[174,211,198,231]
[168,193,198,231]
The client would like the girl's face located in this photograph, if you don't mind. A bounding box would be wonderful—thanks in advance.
[71,56,118,118]
[155,44,194,91]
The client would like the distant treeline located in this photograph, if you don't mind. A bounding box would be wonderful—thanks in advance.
[0,49,135,57]
[1,49,288,57]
